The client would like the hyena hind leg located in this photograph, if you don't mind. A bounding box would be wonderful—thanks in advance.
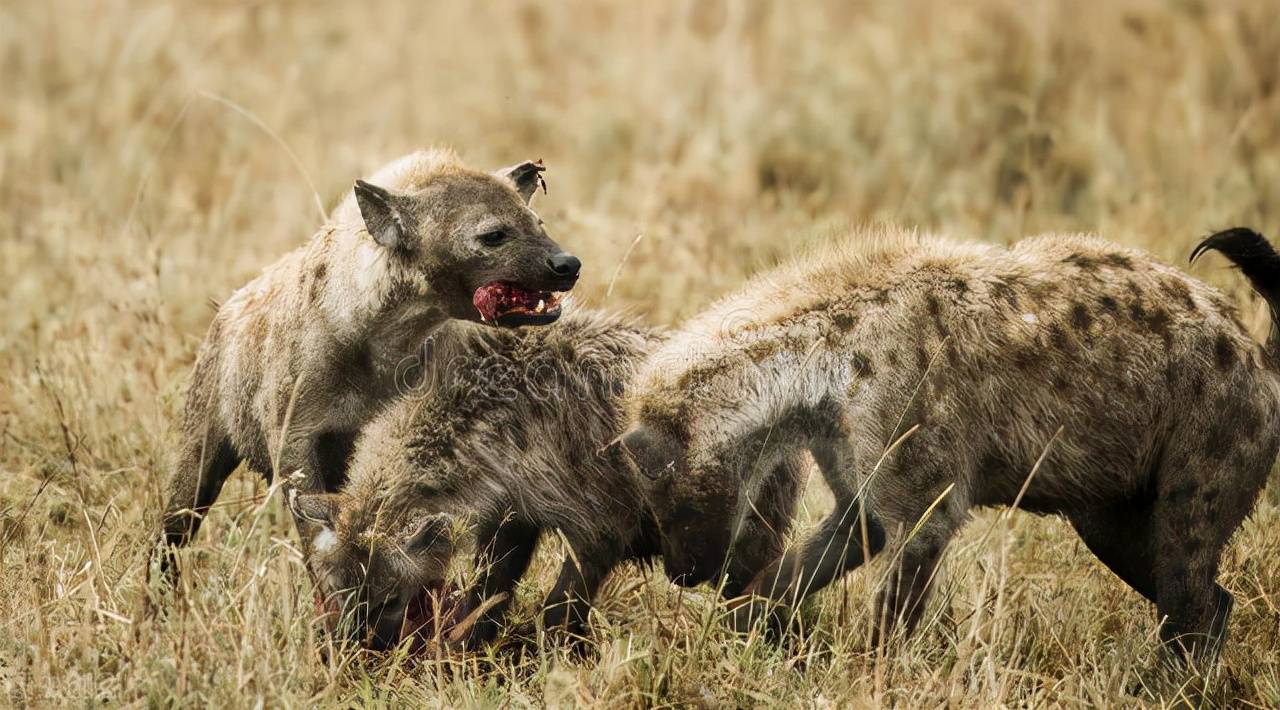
[158,430,241,582]
[1148,468,1259,663]
[452,513,540,651]
[873,502,964,645]
[732,496,885,634]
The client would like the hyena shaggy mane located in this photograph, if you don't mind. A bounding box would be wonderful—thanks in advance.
[618,225,1280,663]
[290,305,805,650]
[159,149,581,577]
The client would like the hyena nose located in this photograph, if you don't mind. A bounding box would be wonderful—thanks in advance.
[547,252,581,279]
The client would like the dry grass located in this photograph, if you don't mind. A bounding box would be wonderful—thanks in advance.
[2,0,1280,706]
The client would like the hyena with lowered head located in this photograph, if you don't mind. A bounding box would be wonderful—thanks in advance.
[617,225,1280,662]
[158,149,581,576]
[289,305,804,650]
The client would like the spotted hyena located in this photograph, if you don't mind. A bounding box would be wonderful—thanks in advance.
[289,306,804,650]
[617,226,1280,663]
[158,149,581,576]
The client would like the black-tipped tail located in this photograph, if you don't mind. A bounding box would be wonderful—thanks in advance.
[1190,227,1280,359]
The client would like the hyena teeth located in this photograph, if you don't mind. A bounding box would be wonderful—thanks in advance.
[536,299,545,313]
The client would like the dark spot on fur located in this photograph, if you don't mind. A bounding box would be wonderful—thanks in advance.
[1102,253,1134,270]
[915,345,930,369]
[1098,295,1119,314]
[1070,303,1093,332]
[1129,299,1146,321]
[1142,307,1173,345]
[1048,324,1070,351]
[833,312,857,331]
[1012,347,1043,371]
[1125,280,1142,297]
[1203,488,1219,504]
[925,294,947,334]
[948,277,969,294]
[991,280,1021,309]
[1213,334,1236,372]
[1063,253,1099,270]
[1052,374,1070,392]
[1192,374,1205,398]
[852,351,874,378]
[887,350,900,368]
[1160,277,1197,312]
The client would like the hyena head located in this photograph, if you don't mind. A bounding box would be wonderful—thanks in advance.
[354,159,580,327]
[614,415,741,588]
[290,492,455,650]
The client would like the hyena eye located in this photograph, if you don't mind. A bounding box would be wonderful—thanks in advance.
[478,230,509,247]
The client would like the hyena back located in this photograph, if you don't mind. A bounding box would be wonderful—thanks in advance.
[291,306,804,650]
[620,226,1280,662]
[159,149,580,577]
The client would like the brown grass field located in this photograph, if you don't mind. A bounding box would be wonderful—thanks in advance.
[2,0,1280,706]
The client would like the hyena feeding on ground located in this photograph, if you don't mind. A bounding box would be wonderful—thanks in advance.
[618,226,1280,663]
[158,149,580,576]
[289,306,804,650]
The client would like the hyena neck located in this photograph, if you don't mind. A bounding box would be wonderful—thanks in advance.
[316,233,449,356]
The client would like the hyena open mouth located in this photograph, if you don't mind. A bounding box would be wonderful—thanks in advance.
[473,282,564,326]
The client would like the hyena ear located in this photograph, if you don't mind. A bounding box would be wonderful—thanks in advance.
[493,159,546,204]
[403,513,453,557]
[289,490,339,526]
[620,425,680,482]
[354,179,415,250]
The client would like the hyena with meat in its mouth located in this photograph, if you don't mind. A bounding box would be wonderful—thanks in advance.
[157,149,580,579]
[617,225,1280,664]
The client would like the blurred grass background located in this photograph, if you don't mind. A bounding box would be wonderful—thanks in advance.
[1,0,1278,706]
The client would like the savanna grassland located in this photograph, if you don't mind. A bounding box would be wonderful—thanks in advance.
[2,0,1280,706]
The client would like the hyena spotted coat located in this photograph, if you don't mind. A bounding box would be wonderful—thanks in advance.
[291,306,804,650]
[618,226,1280,661]
[159,149,580,573]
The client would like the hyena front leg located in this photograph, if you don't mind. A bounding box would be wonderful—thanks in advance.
[730,440,886,633]
[451,512,540,651]
[158,412,241,582]
[540,541,621,646]
[722,455,807,598]
[732,496,886,633]
[873,505,961,645]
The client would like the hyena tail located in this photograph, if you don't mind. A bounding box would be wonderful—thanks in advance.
[1191,227,1280,358]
